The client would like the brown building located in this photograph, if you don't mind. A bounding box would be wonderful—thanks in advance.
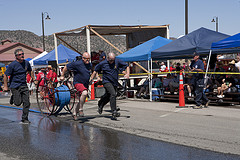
[0,39,43,65]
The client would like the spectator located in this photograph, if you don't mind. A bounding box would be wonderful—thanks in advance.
[36,68,46,87]
[175,63,182,72]
[235,55,240,71]
[136,74,161,99]
[184,74,194,97]
[169,75,179,95]
[99,50,106,62]
[217,78,236,98]
[163,73,173,89]
[26,72,34,95]
[160,62,166,72]
[0,75,3,91]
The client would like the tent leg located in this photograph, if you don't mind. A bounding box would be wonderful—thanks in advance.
[149,59,153,102]
[204,50,212,84]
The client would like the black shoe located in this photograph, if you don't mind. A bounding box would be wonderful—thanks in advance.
[20,120,31,124]
[117,107,120,111]
[136,94,141,98]
[10,95,13,105]
[98,101,103,115]
[111,111,120,120]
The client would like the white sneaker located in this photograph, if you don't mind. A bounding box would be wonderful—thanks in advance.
[218,95,223,98]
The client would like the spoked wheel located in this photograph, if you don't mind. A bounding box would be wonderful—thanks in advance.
[36,78,57,115]
[63,79,75,113]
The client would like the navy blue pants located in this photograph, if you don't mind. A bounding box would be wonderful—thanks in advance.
[10,85,30,121]
[98,83,117,113]
[194,79,209,106]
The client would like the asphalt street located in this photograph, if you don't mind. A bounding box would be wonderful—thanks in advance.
[0,93,240,159]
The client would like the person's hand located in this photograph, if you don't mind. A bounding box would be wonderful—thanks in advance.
[124,74,129,79]
[97,76,101,81]
[190,68,195,72]
[3,86,8,92]
[60,75,65,81]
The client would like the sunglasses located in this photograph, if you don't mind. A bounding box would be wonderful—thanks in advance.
[82,57,90,60]
[108,59,115,62]
[16,53,24,56]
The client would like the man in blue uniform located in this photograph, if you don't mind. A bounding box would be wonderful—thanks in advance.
[60,52,92,120]
[190,52,210,109]
[3,49,34,124]
[90,52,129,120]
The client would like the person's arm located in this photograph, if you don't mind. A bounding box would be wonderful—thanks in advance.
[192,68,204,72]
[90,71,98,83]
[3,74,8,91]
[29,71,35,82]
[123,66,130,79]
[60,66,68,81]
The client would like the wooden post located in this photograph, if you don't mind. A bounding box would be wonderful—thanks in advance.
[86,26,91,57]
[90,28,149,73]
[54,34,58,65]
[90,28,123,54]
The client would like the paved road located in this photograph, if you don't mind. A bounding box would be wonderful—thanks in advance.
[0,94,240,159]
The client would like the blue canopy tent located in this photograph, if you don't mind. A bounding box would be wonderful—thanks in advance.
[204,33,240,76]
[212,33,240,49]
[210,33,240,54]
[116,36,172,102]
[33,44,80,65]
[116,36,172,62]
[25,58,32,61]
[151,27,229,60]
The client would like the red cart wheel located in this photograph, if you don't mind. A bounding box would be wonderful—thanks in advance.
[63,79,75,113]
[36,78,57,115]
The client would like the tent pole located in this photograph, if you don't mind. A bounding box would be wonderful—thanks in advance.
[54,34,58,65]
[167,60,170,71]
[204,50,212,83]
[86,26,91,59]
[150,59,153,102]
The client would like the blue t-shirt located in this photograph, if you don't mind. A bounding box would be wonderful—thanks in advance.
[4,60,32,88]
[67,59,92,88]
[190,59,204,79]
[94,59,128,86]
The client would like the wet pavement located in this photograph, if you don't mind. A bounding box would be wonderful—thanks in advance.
[0,106,239,160]
[0,93,240,159]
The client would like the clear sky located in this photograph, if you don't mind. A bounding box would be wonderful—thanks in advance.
[1,0,240,38]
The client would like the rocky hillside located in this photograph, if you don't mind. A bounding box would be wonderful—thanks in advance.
[0,30,126,53]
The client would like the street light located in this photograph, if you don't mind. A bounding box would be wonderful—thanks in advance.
[42,12,51,51]
[211,16,218,32]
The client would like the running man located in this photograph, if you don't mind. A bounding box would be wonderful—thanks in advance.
[3,49,34,124]
[60,52,92,120]
[90,52,129,120]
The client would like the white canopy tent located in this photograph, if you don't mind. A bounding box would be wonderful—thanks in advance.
[29,51,48,68]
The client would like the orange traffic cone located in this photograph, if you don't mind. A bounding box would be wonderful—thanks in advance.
[90,82,95,100]
[176,70,188,108]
